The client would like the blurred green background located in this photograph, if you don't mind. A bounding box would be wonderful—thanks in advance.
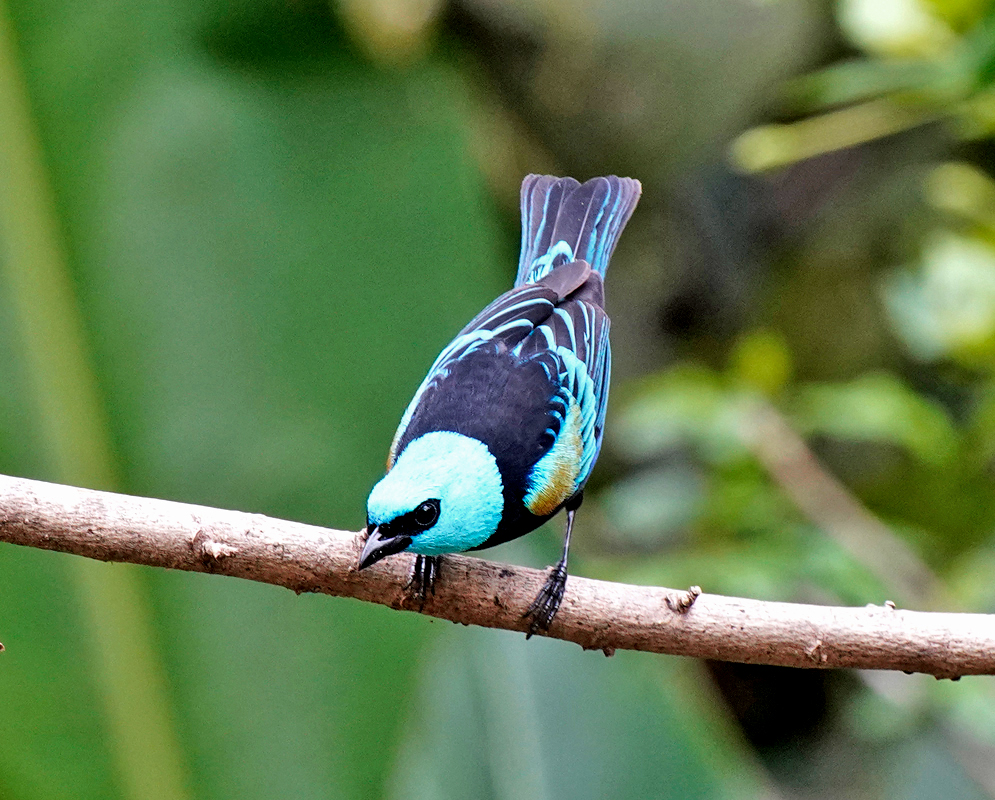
[3,0,995,797]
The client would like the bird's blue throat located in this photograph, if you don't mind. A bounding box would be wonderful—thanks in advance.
[367,431,504,556]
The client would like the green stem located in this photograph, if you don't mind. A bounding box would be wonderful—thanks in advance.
[0,4,190,799]
[730,98,939,173]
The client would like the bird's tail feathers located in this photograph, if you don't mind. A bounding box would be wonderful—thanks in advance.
[515,174,641,287]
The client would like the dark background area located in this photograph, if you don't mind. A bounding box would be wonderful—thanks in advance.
[2,0,995,798]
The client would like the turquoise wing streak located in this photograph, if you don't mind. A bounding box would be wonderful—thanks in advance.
[516,285,611,511]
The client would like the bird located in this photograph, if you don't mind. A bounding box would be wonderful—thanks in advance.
[358,174,641,635]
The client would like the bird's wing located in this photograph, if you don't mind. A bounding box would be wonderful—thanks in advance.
[514,280,611,516]
[387,283,559,468]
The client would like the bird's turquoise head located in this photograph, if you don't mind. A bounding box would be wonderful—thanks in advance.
[360,431,504,569]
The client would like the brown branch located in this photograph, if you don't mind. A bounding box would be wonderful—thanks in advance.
[1,473,993,678]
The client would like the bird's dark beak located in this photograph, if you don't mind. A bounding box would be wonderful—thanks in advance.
[358,526,412,570]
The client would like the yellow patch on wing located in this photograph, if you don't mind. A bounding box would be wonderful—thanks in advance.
[525,403,583,517]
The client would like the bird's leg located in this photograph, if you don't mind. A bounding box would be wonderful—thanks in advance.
[524,495,581,637]
[405,555,440,610]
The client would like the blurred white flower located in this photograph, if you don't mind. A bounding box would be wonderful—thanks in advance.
[837,0,955,58]
[884,232,995,361]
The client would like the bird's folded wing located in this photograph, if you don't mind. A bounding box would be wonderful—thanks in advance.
[517,293,611,503]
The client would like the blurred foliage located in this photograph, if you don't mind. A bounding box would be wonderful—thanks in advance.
[3,0,995,799]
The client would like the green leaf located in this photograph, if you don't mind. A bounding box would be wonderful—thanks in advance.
[791,373,958,466]
[389,627,764,800]
[0,1,509,796]
[613,366,747,465]
[601,463,705,548]
[788,58,942,110]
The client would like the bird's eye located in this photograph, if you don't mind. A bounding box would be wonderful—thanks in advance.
[413,499,440,528]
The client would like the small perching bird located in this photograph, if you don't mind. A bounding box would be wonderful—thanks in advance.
[360,174,642,634]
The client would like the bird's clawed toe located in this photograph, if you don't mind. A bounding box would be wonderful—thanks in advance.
[523,561,568,638]
[405,555,440,610]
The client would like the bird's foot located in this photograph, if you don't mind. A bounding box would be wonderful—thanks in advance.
[405,555,440,610]
[523,560,568,638]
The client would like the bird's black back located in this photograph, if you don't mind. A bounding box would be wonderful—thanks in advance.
[394,344,559,546]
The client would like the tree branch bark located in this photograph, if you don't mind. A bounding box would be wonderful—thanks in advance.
[0,472,992,678]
